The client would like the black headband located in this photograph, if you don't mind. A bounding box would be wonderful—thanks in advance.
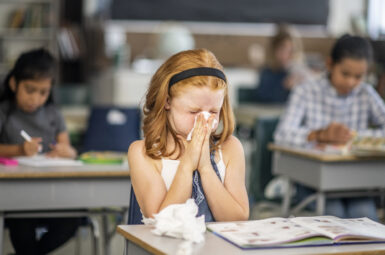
[168,67,226,88]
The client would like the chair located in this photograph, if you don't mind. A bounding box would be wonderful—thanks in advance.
[80,106,141,254]
[248,116,279,202]
[123,186,143,255]
[238,87,258,104]
[128,186,143,225]
[82,106,141,152]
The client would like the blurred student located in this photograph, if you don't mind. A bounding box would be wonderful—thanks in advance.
[274,35,385,220]
[1,48,79,254]
[254,24,312,103]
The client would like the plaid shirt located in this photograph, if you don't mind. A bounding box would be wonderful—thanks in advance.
[274,75,385,147]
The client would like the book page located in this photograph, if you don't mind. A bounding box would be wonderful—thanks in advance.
[351,136,385,155]
[291,216,385,242]
[15,155,83,167]
[207,217,328,247]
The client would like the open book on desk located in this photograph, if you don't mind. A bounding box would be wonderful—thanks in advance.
[15,155,83,167]
[318,136,385,156]
[207,216,385,249]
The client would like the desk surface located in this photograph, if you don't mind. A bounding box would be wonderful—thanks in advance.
[0,164,129,179]
[117,225,385,255]
[269,144,385,162]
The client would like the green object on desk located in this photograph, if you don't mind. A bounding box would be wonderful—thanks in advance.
[79,151,125,165]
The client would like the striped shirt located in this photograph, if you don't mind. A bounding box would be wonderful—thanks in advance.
[274,75,385,147]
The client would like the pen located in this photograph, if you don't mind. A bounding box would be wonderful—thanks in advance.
[20,130,42,153]
[20,130,32,142]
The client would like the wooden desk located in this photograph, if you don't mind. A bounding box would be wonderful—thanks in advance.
[117,224,385,255]
[269,144,385,216]
[0,164,130,255]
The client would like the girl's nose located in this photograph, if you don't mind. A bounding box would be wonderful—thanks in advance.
[31,93,41,105]
[347,77,356,88]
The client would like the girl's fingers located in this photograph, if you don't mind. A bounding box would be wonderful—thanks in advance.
[190,113,216,145]
[192,114,205,140]
[32,137,42,143]
[207,115,216,131]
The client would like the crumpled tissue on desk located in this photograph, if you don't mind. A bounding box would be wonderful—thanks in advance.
[142,199,206,243]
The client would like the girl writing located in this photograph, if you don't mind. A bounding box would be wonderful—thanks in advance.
[0,48,76,158]
[1,48,79,254]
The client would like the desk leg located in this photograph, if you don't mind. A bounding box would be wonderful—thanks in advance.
[316,192,326,215]
[123,239,128,255]
[126,240,151,255]
[101,215,109,255]
[0,212,4,255]
[282,177,292,217]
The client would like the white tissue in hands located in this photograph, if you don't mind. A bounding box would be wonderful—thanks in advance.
[186,111,218,141]
[143,199,206,243]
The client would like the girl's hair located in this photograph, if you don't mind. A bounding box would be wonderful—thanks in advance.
[266,24,304,69]
[143,48,235,159]
[331,34,373,64]
[0,48,56,104]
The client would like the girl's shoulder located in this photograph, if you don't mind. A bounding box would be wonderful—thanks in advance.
[0,100,12,122]
[128,140,146,158]
[220,135,244,158]
[128,140,161,171]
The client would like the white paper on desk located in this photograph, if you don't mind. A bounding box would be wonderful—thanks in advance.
[15,155,83,167]
[143,199,206,243]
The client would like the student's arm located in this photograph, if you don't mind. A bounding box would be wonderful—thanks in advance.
[273,84,310,146]
[198,135,249,221]
[361,86,385,137]
[46,131,77,158]
[128,140,193,218]
[0,144,24,157]
[0,109,41,156]
[307,122,352,144]
[0,138,42,157]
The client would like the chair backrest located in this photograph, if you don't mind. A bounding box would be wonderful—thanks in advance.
[238,87,258,104]
[128,186,143,224]
[249,116,279,202]
[82,106,140,152]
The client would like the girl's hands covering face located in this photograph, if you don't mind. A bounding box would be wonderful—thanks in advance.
[180,113,207,172]
[197,115,215,174]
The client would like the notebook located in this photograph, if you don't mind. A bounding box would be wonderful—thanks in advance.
[15,155,83,167]
[207,216,385,249]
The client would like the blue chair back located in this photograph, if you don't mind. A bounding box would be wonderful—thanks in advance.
[82,106,140,152]
[128,186,143,224]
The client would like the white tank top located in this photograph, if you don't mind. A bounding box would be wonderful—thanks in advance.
[161,150,226,190]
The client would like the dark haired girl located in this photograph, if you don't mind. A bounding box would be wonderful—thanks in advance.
[275,35,385,221]
[1,48,79,254]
